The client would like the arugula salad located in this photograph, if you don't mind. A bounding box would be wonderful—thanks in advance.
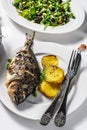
[13,0,75,28]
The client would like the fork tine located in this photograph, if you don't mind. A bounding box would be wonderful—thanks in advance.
[73,51,81,73]
[68,50,76,71]
[67,50,74,70]
[68,50,81,74]
[71,50,77,70]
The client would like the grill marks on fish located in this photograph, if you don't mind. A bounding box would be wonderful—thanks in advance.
[6,32,40,105]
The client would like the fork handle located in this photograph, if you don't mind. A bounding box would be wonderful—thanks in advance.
[54,87,69,127]
[40,76,71,126]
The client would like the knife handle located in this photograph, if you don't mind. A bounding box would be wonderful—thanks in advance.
[40,76,71,126]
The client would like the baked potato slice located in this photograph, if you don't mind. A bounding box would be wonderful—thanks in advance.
[45,66,64,84]
[39,80,60,98]
[41,55,58,67]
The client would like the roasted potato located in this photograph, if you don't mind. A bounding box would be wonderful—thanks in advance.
[41,55,58,67]
[39,55,65,99]
[45,66,64,84]
[39,80,60,98]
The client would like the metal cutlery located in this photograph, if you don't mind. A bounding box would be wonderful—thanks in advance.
[54,51,81,127]
[40,50,81,126]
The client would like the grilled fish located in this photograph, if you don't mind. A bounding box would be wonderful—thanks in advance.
[6,32,40,105]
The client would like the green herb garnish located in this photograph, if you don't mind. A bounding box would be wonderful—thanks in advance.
[40,69,45,81]
[6,58,12,70]
[32,86,38,97]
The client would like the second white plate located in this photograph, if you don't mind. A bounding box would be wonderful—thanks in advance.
[2,0,85,34]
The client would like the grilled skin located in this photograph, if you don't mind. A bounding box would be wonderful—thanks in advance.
[6,32,40,105]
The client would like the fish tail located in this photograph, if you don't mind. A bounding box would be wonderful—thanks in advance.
[25,31,35,48]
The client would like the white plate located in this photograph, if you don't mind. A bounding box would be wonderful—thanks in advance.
[0,41,87,120]
[2,0,85,34]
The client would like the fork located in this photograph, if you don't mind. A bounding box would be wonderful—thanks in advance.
[40,50,81,126]
[54,50,81,127]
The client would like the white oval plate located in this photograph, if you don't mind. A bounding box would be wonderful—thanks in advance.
[0,41,87,120]
[2,0,85,34]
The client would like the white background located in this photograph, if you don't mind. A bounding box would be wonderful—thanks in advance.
[0,0,87,129]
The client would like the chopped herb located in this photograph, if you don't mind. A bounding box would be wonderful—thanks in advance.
[7,59,12,63]
[32,86,38,97]
[6,58,12,70]
[40,69,45,81]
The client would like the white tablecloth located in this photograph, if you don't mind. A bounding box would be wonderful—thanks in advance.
[0,0,87,129]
